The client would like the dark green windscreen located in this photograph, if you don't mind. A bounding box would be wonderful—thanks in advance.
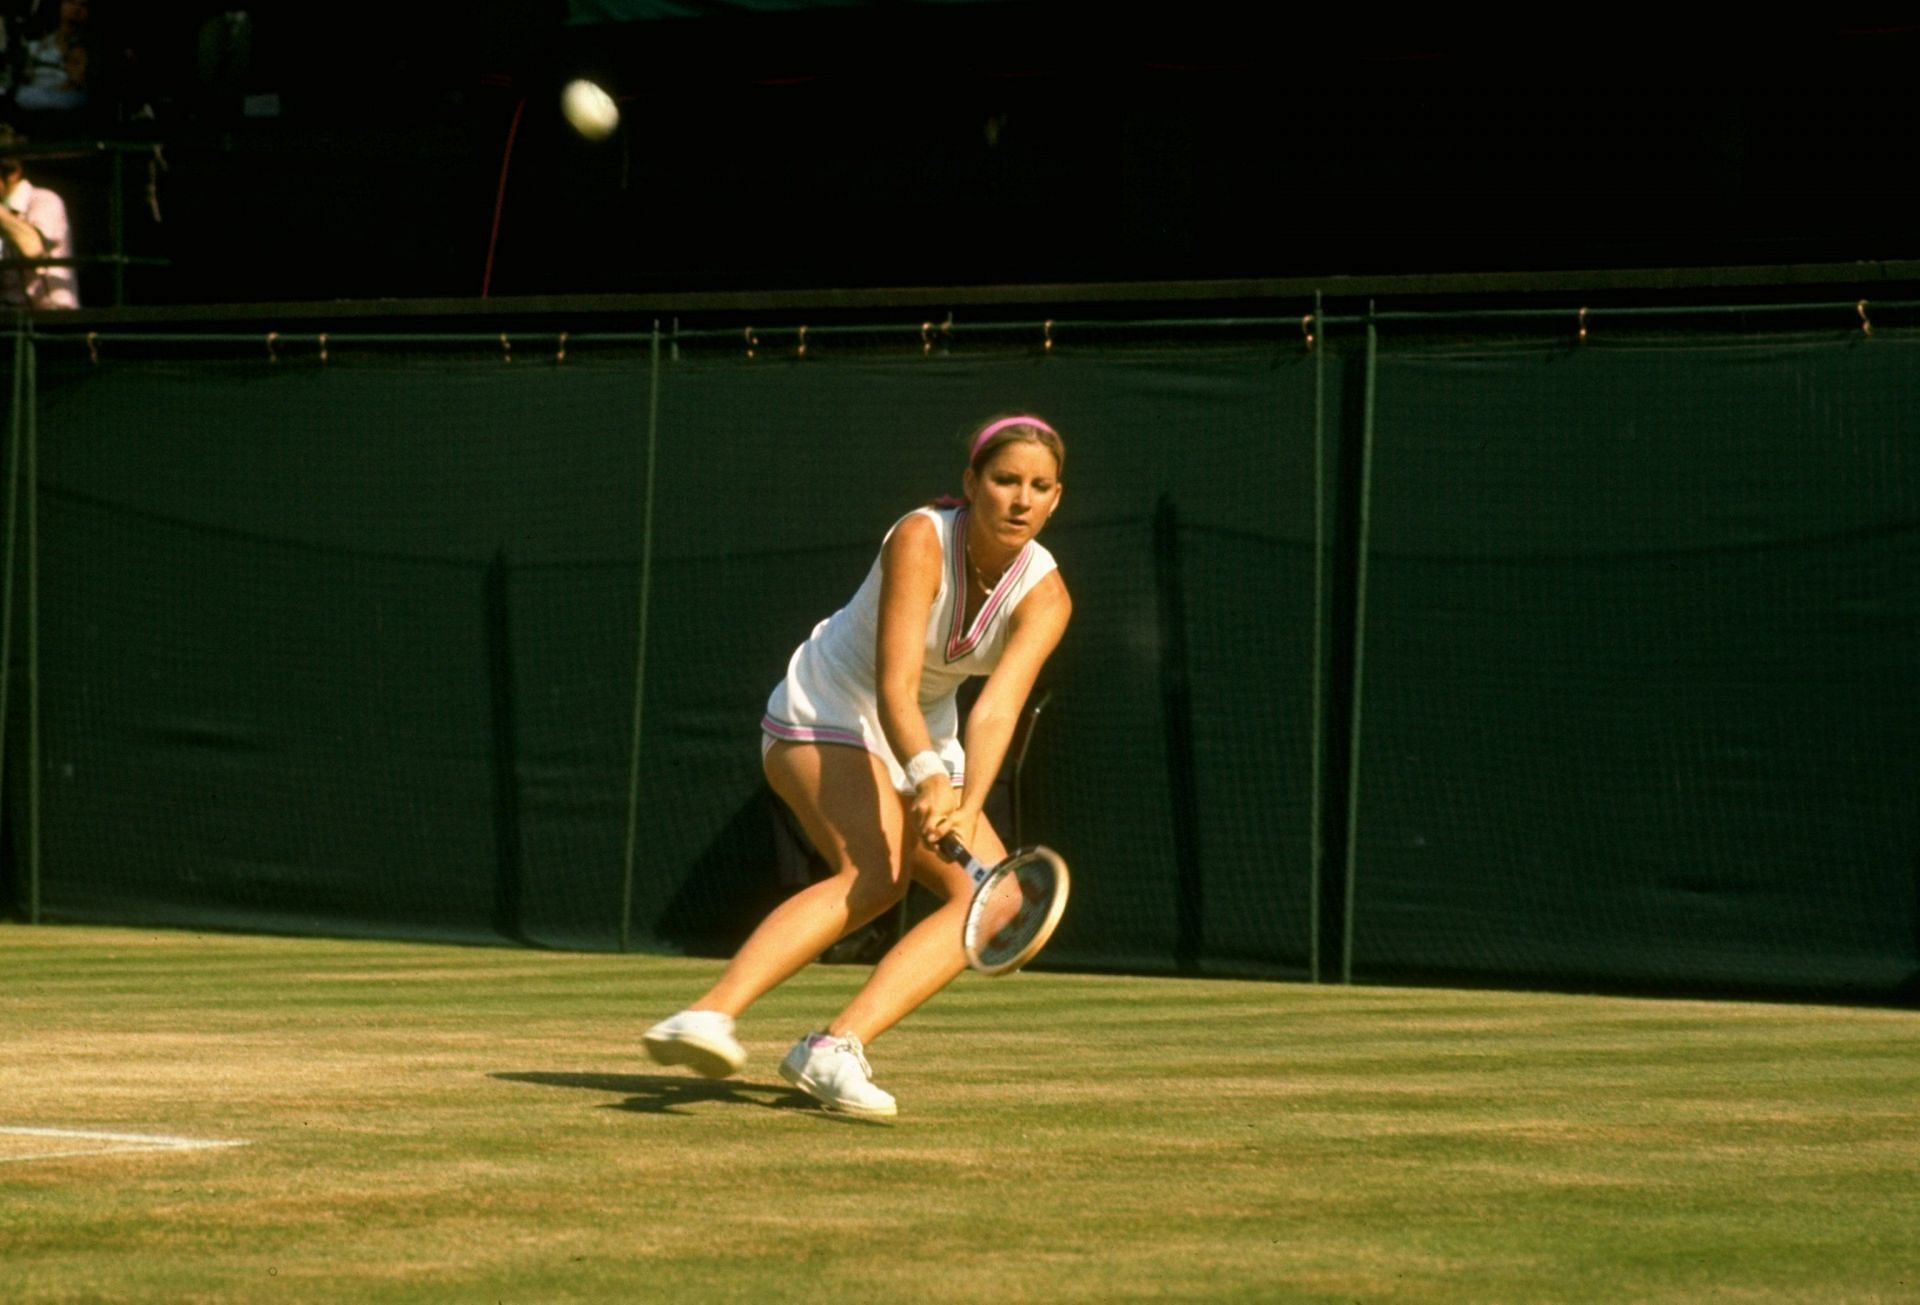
[11,337,1320,977]
[1350,334,1919,996]
[4,323,1915,1000]
[24,357,653,946]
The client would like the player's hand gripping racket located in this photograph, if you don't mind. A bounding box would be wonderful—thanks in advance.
[937,834,1070,976]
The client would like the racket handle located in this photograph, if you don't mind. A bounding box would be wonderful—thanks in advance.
[937,834,993,885]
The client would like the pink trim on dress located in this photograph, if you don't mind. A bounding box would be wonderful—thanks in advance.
[945,508,1033,663]
[760,716,867,750]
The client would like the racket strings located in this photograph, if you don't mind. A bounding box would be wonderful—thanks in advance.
[959,844,1069,975]
[971,863,1062,967]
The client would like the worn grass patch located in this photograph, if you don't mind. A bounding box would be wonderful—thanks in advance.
[3,923,1917,1302]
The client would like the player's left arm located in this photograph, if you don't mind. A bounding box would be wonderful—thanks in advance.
[952,572,1071,835]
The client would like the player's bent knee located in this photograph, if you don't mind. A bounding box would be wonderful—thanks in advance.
[837,861,909,924]
[907,843,974,904]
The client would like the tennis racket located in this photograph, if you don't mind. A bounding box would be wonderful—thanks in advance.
[937,834,1071,976]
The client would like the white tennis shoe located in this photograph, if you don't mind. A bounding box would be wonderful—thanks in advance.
[642,1009,747,1079]
[779,1032,898,1118]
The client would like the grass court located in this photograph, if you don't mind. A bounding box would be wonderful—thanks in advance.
[4,924,1917,1301]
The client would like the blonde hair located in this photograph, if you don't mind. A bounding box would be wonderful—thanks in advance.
[968,414,1065,478]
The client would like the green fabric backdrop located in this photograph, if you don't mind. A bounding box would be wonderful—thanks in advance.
[4,324,1914,1000]
[1351,333,1919,996]
[10,338,1320,978]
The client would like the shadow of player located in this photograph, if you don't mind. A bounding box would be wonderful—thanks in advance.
[489,1071,887,1125]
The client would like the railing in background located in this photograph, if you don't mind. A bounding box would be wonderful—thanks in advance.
[7,140,172,308]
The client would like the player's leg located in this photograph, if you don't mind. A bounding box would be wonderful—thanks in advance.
[777,811,1014,1116]
[823,810,1011,1045]
[692,741,910,1015]
[645,742,909,1077]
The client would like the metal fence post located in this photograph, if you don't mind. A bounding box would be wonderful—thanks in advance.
[620,323,663,952]
[1339,307,1379,983]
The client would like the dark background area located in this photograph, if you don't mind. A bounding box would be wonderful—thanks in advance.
[11,5,1920,308]
[4,6,1915,999]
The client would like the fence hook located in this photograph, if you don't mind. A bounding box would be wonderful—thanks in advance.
[500,332,513,363]
[556,331,568,364]
[1301,313,1316,350]
[1857,299,1873,338]
[1578,306,1590,343]
[318,332,329,365]
[796,324,808,359]
[744,325,758,360]
[1043,319,1055,353]
[265,330,279,363]
[85,331,99,365]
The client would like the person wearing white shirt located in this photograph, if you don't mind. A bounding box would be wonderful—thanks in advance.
[0,126,78,310]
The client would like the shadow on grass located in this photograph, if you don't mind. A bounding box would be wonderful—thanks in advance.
[489,1071,889,1126]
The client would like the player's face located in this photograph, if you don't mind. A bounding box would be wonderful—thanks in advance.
[964,439,1062,549]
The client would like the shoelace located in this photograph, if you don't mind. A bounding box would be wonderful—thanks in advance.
[832,1035,873,1080]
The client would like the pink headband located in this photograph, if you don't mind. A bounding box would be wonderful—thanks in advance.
[970,415,1057,462]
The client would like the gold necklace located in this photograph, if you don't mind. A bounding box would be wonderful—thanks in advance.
[966,540,1011,593]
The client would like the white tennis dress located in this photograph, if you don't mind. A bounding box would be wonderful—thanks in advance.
[761,505,1059,793]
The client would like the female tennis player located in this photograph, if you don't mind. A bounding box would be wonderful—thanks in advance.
[644,414,1071,1118]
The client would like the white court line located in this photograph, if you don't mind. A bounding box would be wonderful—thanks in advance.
[0,1126,249,1164]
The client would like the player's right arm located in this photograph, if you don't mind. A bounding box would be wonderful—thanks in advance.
[874,512,953,842]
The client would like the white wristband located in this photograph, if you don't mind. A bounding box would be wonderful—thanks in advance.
[904,750,947,789]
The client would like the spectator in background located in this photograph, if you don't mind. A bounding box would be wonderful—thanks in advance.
[0,122,77,308]
[2,0,89,113]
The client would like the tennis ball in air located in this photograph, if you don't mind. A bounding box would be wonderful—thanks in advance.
[561,79,620,141]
